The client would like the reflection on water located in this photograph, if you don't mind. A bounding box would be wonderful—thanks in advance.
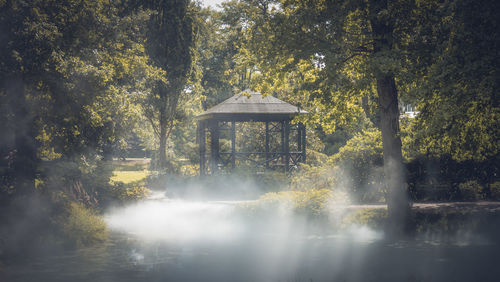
[3,197,500,282]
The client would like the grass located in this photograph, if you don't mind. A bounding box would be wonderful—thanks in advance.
[61,202,108,247]
[112,158,150,171]
[110,158,151,184]
[110,170,149,184]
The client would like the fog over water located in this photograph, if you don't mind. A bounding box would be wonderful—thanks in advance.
[102,190,500,282]
[3,188,500,282]
[103,194,389,281]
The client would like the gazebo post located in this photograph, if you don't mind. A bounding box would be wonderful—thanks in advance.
[231,121,236,169]
[284,120,290,172]
[280,121,285,171]
[297,123,302,158]
[301,123,306,163]
[198,121,206,176]
[209,120,219,174]
[265,121,270,169]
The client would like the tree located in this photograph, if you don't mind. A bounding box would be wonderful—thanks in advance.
[195,1,259,111]
[0,0,161,198]
[409,0,500,163]
[237,0,419,233]
[196,6,238,109]
[367,0,411,234]
[143,0,199,170]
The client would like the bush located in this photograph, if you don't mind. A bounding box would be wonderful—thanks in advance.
[244,189,349,218]
[342,208,388,229]
[61,203,108,247]
[109,182,150,203]
[291,128,385,203]
[458,180,484,201]
[179,164,199,177]
[290,163,335,191]
[490,182,500,200]
[306,150,329,167]
[330,128,384,202]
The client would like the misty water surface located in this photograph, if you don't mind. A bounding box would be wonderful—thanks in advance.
[3,191,500,282]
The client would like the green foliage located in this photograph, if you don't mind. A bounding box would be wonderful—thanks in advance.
[290,128,384,203]
[168,90,204,165]
[179,164,200,177]
[38,157,152,207]
[0,0,496,216]
[36,159,112,207]
[196,6,239,108]
[111,159,150,172]
[142,0,201,170]
[0,0,163,196]
[409,0,500,162]
[252,170,290,192]
[332,128,383,166]
[305,149,329,167]
[318,129,352,156]
[61,202,108,247]
[458,181,484,201]
[490,182,500,201]
[331,128,385,203]
[109,183,150,203]
[237,0,417,225]
[342,209,388,229]
[107,159,150,203]
[244,189,349,218]
[290,162,334,192]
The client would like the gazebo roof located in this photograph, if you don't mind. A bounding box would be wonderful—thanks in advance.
[197,90,307,121]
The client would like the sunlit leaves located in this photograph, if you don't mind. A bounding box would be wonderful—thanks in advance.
[410,0,500,162]
[0,0,163,160]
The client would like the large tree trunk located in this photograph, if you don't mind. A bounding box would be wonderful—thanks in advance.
[376,74,411,234]
[158,101,168,169]
[369,0,411,235]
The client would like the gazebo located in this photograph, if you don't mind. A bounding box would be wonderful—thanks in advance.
[196,90,307,175]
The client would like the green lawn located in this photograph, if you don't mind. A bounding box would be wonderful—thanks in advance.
[110,170,149,184]
[112,158,150,171]
[110,158,151,184]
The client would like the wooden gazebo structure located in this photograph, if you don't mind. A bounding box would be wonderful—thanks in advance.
[196,90,307,175]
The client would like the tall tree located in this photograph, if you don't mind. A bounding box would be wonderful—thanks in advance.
[239,0,418,233]
[409,0,500,163]
[144,0,198,169]
[0,0,161,197]
[197,3,244,109]
[367,0,410,234]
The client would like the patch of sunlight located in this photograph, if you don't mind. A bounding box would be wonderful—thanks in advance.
[110,170,149,184]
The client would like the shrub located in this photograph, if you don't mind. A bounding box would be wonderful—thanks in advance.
[490,182,500,200]
[61,203,108,247]
[179,164,199,177]
[306,150,329,167]
[290,163,335,191]
[109,183,150,203]
[330,128,385,202]
[291,129,385,203]
[245,189,349,218]
[342,208,388,229]
[458,180,484,201]
[253,170,289,192]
